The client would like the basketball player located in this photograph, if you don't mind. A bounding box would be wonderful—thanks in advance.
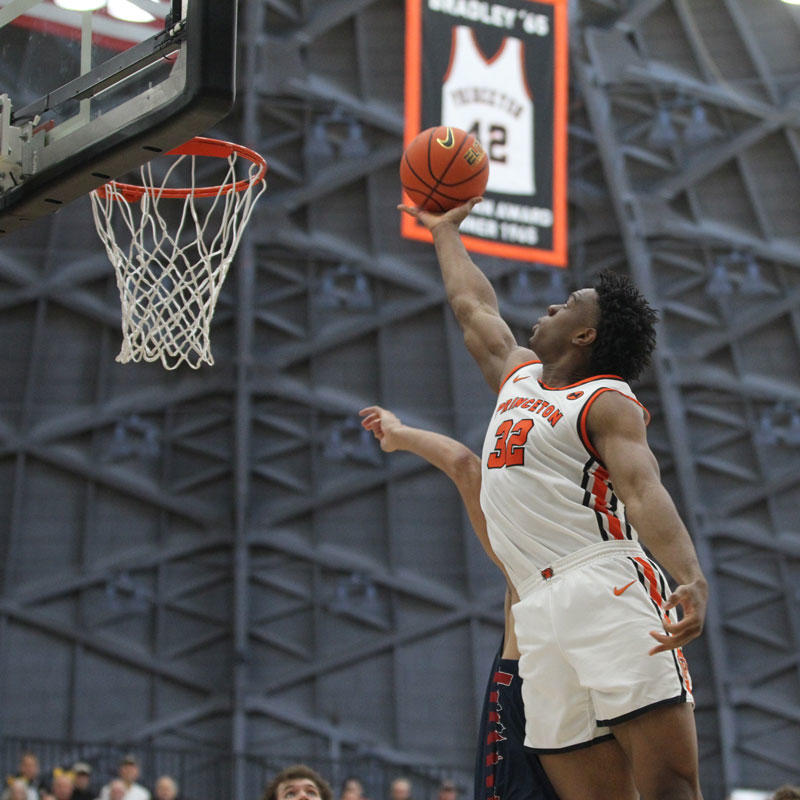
[359,405,558,800]
[398,198,707,800]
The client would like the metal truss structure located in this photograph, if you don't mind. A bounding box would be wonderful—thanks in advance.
[0,1,798,798]
[573,0,800,793]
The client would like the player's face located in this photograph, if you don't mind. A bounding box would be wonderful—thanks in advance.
[277,779,323,800]
[529,288,598,353]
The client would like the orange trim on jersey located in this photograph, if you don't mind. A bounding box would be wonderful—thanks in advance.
[589,464,624,540]
[578,387,652,461]
[519,33,533,100]
[498,360,542,393]
[539,374,625,390]
[441,27,457,84]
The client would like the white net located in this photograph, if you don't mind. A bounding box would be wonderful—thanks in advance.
[90,144,266,369]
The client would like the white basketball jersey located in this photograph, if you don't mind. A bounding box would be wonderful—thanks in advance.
[480,361,650,591]
[441,26,535,196]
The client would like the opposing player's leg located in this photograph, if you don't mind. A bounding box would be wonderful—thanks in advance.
[611,702,702,799]
[538,739,636,800]
[475,643,559,800]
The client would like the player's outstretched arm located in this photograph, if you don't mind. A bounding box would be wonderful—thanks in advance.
[398,200,533,393]
[359,405,501,569]
[587,392,708,655]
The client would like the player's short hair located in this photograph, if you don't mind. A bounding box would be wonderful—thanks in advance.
[263,765,333,800]
[772,786,800,800]
[589,270,658,382]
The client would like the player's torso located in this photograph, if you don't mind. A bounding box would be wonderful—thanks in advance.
[480,361,645,589]
[441,25,534,196]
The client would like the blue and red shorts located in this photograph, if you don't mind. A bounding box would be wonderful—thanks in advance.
[474,646,559,800]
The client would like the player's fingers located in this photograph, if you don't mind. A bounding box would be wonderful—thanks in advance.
[661,615,702,640]
[361,417,382,434]
[358,406,380,417]
[648,620,701,654]
[648,630,683,655]
[663,589,691,611]
[397,204,419,217]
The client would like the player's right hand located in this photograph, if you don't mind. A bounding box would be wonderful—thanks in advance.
[648,576,708,655]
[397,197,482,233]
[359,406,403,452]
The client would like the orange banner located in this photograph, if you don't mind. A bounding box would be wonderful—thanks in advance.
[403,0,568,265]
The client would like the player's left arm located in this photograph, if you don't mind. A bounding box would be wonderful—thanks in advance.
[587,391,708,655]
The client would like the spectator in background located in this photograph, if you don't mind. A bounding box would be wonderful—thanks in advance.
[262,764,333,800]
[153,777,178,800]
[388,779,411,800]
[98,757,150,800]
[2,753,41,800]
[339,778,364,800]
[5,781,28,800]
[70,764,94,800]
[105,780,127,800]
[436,782,457,800]
[50,771,74,800]
[773,788,800,800]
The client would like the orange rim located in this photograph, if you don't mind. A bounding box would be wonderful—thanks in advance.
[95,136,268,202]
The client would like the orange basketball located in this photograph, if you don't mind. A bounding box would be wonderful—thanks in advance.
[400,126,489,212]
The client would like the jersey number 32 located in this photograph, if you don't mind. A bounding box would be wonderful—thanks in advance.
[487,418,534,468]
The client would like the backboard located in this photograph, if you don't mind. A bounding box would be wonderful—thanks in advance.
[0,0,237,235]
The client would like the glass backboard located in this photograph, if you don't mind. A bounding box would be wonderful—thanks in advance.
[0,0,236,235]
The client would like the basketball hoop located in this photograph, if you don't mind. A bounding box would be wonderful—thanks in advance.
[90,136,267,370]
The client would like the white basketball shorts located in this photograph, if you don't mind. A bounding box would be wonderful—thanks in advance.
[512,540,694,753]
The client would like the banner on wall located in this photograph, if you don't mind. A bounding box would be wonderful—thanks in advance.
[403,0,568,265]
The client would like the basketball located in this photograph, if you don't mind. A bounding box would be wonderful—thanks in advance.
[400,126,489,212]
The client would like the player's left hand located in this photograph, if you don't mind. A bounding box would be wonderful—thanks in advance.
[359,406,403,452]
[648,577,708,655]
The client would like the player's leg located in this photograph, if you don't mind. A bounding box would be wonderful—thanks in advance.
[537,739,636,800]
[565,549,699,799]
[514,583,632,800]
[611,702,702,799]
[475,642,560,800]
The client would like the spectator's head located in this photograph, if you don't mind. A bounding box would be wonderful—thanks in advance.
[51,771,74,800]
[108,779,127,800]
[263,765,333,800]
[118,755,140,785]
[18,753,39,782]
[71,763,92,791]
[155,776,179,800]
[340,777,364,800]
[389,778,411,800]
[773,787,800,800]
[8,779,28,800]
[437,781,457,800]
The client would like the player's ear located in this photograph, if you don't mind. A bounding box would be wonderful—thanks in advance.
[572,326,597,348]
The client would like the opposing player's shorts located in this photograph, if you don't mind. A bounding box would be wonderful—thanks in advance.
[474,644,560,800]
[513,540,694,753]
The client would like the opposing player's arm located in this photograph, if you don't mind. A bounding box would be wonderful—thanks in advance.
[359,405,502,570]
[398,200,534,392]
[586,392,708,655]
